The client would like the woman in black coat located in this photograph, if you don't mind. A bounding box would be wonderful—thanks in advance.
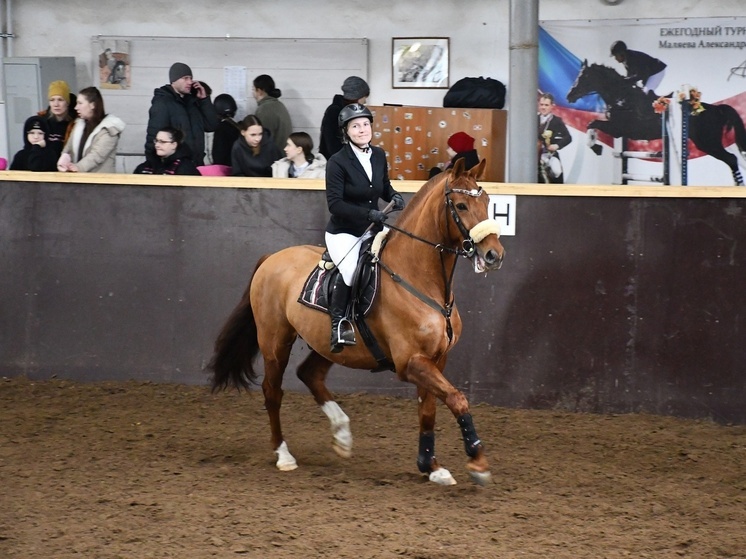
[324,103,405,352]
[134,126,200,175]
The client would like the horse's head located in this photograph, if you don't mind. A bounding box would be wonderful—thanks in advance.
[566,59,595,104]
[442,159,504,273]
[567,61,628,105]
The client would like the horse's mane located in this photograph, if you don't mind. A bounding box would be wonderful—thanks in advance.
[587,62,626,85]
[395,171,447,222]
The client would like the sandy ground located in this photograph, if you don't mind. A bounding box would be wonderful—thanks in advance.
[1,376,745,559]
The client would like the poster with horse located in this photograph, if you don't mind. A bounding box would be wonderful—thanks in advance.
[540,16,746,186]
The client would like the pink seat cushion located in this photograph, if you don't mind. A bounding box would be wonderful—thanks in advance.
[197,164,231,176]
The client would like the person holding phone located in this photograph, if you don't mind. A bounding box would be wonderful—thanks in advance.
[144,62,219,166]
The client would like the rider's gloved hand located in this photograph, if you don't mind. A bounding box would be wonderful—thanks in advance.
[391,193,405,211]
[368,209,388,224]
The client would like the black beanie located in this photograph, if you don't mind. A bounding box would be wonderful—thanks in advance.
[169,62,193,83]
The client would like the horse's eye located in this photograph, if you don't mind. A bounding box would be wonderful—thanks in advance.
[456,203,468,211]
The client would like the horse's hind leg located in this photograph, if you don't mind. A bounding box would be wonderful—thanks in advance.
[261,336,298,471]
[296,350,352,458]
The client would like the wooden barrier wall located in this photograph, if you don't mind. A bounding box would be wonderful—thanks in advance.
[1,172,745,424]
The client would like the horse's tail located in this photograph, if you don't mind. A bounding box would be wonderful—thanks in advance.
[720,104,746,153]
[207,255,269,392]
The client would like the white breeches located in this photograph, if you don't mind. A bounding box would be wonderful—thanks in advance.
[325,230,373,286]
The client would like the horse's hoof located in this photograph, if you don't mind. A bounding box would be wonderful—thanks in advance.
[332,441,353,459]
[469,470,492,486]
[275,441,298,471]
[429,468,457,486]
[277,460,298,471]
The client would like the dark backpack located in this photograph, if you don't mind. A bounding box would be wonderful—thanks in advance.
[443,76,506,109]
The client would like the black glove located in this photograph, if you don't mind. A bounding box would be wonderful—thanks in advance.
[392,193,405,211]
[368,209,388,224]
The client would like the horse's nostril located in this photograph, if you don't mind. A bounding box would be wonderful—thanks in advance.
[485,250,497,264]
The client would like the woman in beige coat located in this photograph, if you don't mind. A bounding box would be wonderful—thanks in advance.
[58,86,125,173]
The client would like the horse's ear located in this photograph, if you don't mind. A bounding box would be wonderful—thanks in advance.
[468,159,487,180]
[582,59,588,68]
[451,157,466,177]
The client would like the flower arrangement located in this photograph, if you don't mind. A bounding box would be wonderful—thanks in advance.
[678,87,706,116]
[652,96,671,114]
[541,129,553,146]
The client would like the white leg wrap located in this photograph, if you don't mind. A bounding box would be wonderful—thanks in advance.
[275,441,298,471]
[321,401,353,458]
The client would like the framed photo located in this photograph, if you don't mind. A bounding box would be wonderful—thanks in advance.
[392,37,449,89]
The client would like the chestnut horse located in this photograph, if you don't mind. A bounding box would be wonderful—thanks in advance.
[208,159,505,485]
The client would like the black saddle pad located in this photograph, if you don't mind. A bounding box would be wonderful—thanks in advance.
[298,249,379,317]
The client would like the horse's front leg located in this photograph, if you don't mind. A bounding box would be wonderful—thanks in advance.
[416,387,456,485]
[402,355,490,485]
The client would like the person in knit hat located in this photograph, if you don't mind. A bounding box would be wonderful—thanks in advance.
[144,62,219,166]
[37,80,78,158]
[429,131,480,178]
[318,75,370,159]
[9,115,58,172]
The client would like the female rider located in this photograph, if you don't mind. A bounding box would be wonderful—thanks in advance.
[324,103,405,353]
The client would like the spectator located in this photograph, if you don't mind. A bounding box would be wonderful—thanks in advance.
[428,131,480,178]
[319,76,369,160]
[211,93,241,167]
[134,126,200,175]
[231,115,283,177]
[253,74,292,152]
[272,131,327,178]
[9,116,58,171]
[537,93,572,184]
[145,62,219,166]
[57,86,125,173]
[37,80,77,158]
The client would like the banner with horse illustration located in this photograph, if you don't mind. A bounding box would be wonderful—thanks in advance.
[540,16,746,186]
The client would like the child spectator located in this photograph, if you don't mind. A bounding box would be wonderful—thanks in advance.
[10,116,58,171]
[271,131,327,178]
[230,115,283,177]
[428,131,479,178]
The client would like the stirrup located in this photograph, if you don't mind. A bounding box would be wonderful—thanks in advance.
[336,318,356,345]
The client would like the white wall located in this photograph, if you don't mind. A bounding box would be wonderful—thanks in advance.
[2,0,745,167]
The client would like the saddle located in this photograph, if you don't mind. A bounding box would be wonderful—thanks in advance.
[298,235,394,372]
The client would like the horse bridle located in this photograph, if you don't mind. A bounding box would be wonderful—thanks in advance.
[375,181,492,343]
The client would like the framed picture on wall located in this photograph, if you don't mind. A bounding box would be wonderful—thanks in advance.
[392,37,449,89]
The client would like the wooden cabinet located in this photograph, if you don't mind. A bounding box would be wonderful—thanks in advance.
[369,105,506,182]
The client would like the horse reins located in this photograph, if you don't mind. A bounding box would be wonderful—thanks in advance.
[375,182,485,343]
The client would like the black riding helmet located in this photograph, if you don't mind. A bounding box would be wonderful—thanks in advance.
[610,40,627,56]
[338,103,373,129]
[214,93,237,118]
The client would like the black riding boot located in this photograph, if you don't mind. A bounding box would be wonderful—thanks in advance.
[329,275,356,353]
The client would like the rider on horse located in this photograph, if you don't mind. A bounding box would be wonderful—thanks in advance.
[324,103,405,353]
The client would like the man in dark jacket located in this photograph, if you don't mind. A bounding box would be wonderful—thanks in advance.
[318,76,370,160]
[610,40,667,94]
[537,93,572,184]
[145,62,220,166]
